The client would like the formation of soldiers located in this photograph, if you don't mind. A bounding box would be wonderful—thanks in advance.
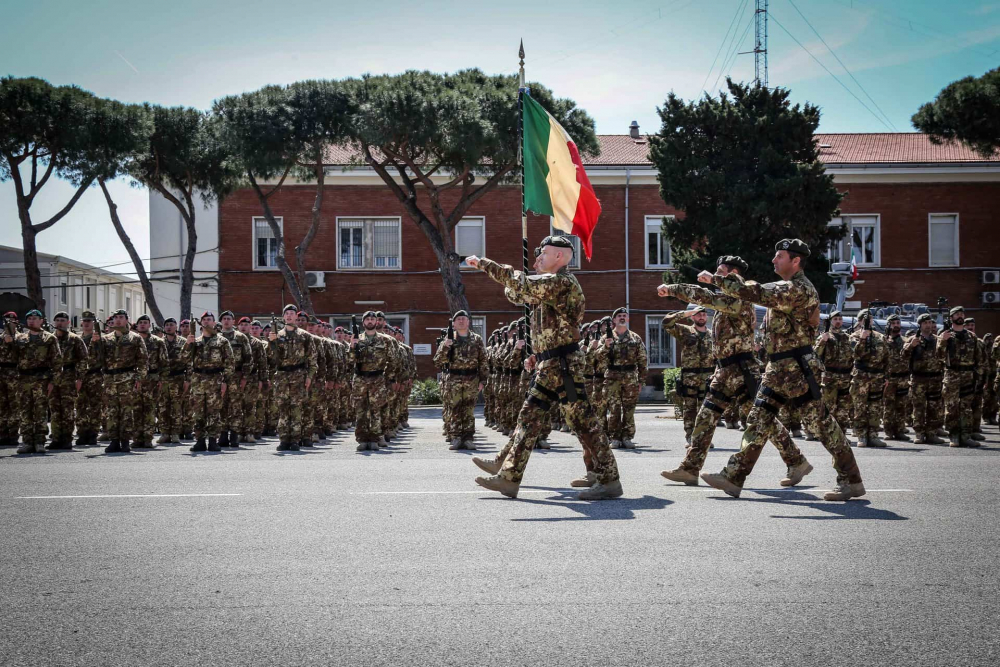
[0,306,416,454]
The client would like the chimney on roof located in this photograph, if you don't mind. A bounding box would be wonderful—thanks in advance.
[629,121,640,140]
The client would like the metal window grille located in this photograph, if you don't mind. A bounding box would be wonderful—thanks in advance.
[373,220,400,268]
[254,218,278,268]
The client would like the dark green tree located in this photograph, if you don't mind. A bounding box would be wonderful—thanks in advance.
[648,78,844,299]
[912,66,1000,157]
[349,69,598,313]
[0,77,100,310]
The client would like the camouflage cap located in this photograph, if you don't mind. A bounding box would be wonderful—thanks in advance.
[917,313,934,324]
[949,306,964,316]
[717,255,749,273]
[53,311,70,320]
[775,238,810,257]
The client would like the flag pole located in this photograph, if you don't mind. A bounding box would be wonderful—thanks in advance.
[517,39,532,353]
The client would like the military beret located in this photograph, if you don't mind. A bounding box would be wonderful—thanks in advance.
[965,317,975,324]
[5,311,19,318]
[612,307,628,318]
[775,238,810,257]
[452,310,470,320]
[179,319,190,325]
[334,326,345,333]
[829,310,842,318]
[688,306,707,315]
[601,316,612,323]
[540,235,575,250]
[886,314,900,323]
[53,311,70,320]
[917,313,934,324]
[220,310,234,319]
[262,324,272,330]
[79,310,95,321]
[26,309,43,318]
[238,316,251,324]
[375,311,385,318]
[136,314,150,323]
[296,311,308,318]
[200,311,215,320]
[282,304,298,314]
[252,320,262,328]
[362,310,377,319]
[163,317,177,325]
[857,309,870,320]
[717,255,749,273]
[949,306,964,316]
[112,309,129,318]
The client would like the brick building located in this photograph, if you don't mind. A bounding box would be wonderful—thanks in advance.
[165,132,1000,383]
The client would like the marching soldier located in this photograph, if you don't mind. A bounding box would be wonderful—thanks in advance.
[600,307,648,449]
[351,310,396,451]
[939,306,982,447]
[850,309,889,448]
[815,310,853,438]
[49,311,88,450]
[661,307,715,444]
[882,315,912,442]
[906,313,946,444]
[699,239,865,501]
[434,310,488,450]
[218,311,254,447]
[3,309,60,454]
[157,318,190,444]
[100,309,148,453]
[135,315,167,448]
[184,311,234,452]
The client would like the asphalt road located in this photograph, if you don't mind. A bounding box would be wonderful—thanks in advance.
[2,406,998,667]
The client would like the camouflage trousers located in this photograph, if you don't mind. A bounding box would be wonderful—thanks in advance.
[76,372,104,437]
[18,377,50,446]
[339,380,354,426]
[779,404,802,432]
[322,383,338,432]
[910,377,943,437]
[48,375,78,442]
[158,375,186,437]
[182,387,195,436]
[851,372,884,438]
[590,377,607,434]
[492,354,619,485]
[0,371,19,440]
[985,375,998,423]
[943,370,975,437]
[820,375,852,433]
[104,376,139,442]
[354,376,387,443]
[241,379,262,436]
[882,377,910,437]
[265,382,279,433]
[718,358,862,487]
[310,384,325,436]
[273,371,309,443]
[676,371,711,439]
[440,377,452,437]
[135,375,160,443]
[604,372,641,441]
[972,375,985,428]
[681,364,804,474]
[189,373,224,439]
[221,373,245,435]
[380,382,398,434]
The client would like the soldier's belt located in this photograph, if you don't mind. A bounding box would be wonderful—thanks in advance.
[889,371,910,378]
[608,364,637,372]
[194,368,224,375]
[18,367,51,377]
[447,368,479,377]
[0,362,15,369]
[534,342,579,362]
[718,351,755,368]
[767,345,814,362]
[823,366,852,374]
[950,364,976,372]
[86,368,102,376]
[681,367,715,374]
[767,346,822,402]
[105,367,137,376]
[278,363,306,373]
[853,362,885,374]
[168,368,188,377]
[147,368,162,375]
[912,371,943,379]
[356,369,384,378]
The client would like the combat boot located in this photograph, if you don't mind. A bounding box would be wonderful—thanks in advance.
[378,436,388,447]
[105,440,122,454]
[856,436,869,447]
[463,438,476,451]
[300,438,313,448]
[311,433,320,443]
[868,436,888,448]
[960,435,980,448]
[47,436,71,450]
[622,439,636,449]
[578,480,623,500]
[207,437,221,452]
[535,438,550,449]
[501,428,511,436]
[725,420,739,430]
[473,457,502,475]
[936,427,950,437]
[969,432,986,441]
[571,471,597,488]
[887,432,911,442]
[288,441,301,451]
[780,460,814,487]
[475,475,519,498]
[76,432,90,446]
[925,433,946,445]
[913,435,928,444]
[218,431,230,447]
[16,442,37,454]
[610,439,622,449]
[355,441,368,451]
[98,431,111,442]
[823,481,866,501]
[448,438,463,450]
[661,468,699,486]
[120,440,132,453]
[700,473,742,498]
[156,434,171,445]
[949,434,962,448]
[402,421,410,429]
[277,441,290,451]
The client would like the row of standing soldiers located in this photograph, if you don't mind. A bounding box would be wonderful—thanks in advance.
[0,306,416,454]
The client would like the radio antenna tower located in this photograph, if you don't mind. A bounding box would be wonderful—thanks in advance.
[754,0,769,87]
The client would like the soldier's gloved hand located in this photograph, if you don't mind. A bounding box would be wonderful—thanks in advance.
[656,284,672,298]
[940,330,953,341]
[465,255,481,269]
[697,271,714,284]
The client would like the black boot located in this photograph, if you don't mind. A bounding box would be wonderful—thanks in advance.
[300,437,314,448]
[218,431,230,447]
[207,437,221,452]
[276,440,290,451]
[289,440,301,451]
[190,438,207,452]
[120,440,132,453]
[230,430,240,447]
[105,440,122,454]
[75,432,88,446]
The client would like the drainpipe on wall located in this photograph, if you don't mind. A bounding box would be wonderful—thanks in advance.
[624,168,631,310]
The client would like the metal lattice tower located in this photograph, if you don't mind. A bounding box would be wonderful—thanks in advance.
[754,0,769,87]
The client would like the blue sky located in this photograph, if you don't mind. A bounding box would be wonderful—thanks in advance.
[2,0,998,275]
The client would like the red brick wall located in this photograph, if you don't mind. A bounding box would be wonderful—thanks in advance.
[218,180,1000,379]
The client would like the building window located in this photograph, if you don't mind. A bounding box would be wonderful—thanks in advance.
[645,315,677,368]
[471,316,486,340]
[253,217,282,270]
[827,215,880,267]
[645,215,673,268]
[456,217,485,268]
[60,281,68,306]
[549,221,581,269]
[85,282,92,309]
[337,218,402,270]
[928,214,959,267]
[125,294,132,315]
[97,284,105,314]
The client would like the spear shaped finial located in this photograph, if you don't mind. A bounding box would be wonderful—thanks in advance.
[518,39,526,89]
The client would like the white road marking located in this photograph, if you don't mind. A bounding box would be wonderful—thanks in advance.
[15,493,243,499]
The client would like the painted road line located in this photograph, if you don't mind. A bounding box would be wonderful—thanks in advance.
[15,493,243,499]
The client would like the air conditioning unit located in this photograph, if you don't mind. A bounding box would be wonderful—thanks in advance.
[982,292,1000,305]
[983,270,1000,284]
[305,271,326,289]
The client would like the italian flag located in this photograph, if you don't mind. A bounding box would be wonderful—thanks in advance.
[850,245,859,280]
[522,93,601,261]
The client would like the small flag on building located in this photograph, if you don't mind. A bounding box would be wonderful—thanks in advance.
[850,245,859,280]
[521,93,601,260]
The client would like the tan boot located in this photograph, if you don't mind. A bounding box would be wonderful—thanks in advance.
[925,434,945,445]
[570,471,597,488]
[780,460,814,487]
[823,482,866,501]
[245,434,257,443]
[661,468,699,486]
[463,438,476,451]
[475,475,519,498]
[701,473,742,498]
[156,434,171,444]
[577,479,623,500]
[448,438,463,450]
[868,436,888,448]
[170,435,180,444]
[97,432,111,442]
[472,457,501,475]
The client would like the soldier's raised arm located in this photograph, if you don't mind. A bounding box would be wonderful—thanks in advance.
[661,311,694,338]
[661,282,743,315]
[478,259,571,307]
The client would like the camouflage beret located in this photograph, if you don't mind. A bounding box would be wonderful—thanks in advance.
[136,314,150,323]
[53,311,70,320]
[917,313,934,324]
[219,310,234,319]
[26,309,43,318]
[775,238,810,257]
[949,306,964,316]
[717,255,749,273]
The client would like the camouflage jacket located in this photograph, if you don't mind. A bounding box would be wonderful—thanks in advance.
[434,332,488,382]
[400,343,417,381]
[0,320,19,375]
[53,330,89,382]
[101,329,149,381]
[183,332,235,381]
[6,329,60,377]
[850,330,889,376]
[975,336,989,386]
[139,333,169,378]
[249,336,268,383]
[660,313,714,371]
[220,329,254,376]
[937,328,981,375]
[480,259,584,353]
[599,329,648,379]
[82,329,106,377]
[907,333,943,377]
[501,340,525,373]
[815,330,853,372]
[269,326,318,379]
[353,331,398,378]
[885,334,911,377]
[162,334,192,378]
[663,282,755,361]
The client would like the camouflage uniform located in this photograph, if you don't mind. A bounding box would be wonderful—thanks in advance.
[49,329,88,447]
[77,321,106,445]
[101,328,149,447]
[183,330,235,444]
[477,259,620,487]
[907,329,944,442]
[706,269,862,492]
[219,328,254,445]
[244,334,268,438]
[985,334,998,425]
[882,329,912,439]
[600,328,648,445]
[590,333,610,433]
[352,330,396,448]
[939,326,982,445]
[5,328,60,452]
[159,333,190,441]
[815,327,853,431]
[0,320,19,445]
[269,325,318,448]
[662,282,805,476]
[434,331,488,446]
[971,329,988,432]
[661,312,714,440]
[338,341,355,428]
[136,332,167,446]
[850,322,889,445]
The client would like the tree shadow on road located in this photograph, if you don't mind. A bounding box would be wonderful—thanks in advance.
[710,488,908,521]
[485,487,673,522]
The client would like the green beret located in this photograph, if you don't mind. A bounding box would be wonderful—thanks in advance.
[717,255,749,273]
[362,310,377,319]
[917,313,933,324]
[26,309,43,318]
[136,314,150,323]
[949,306,964,317]
[775,238,810,257]
[452,310,470,320]
[163,317,177,325]
[251,320,262,328]
[53,311,69,320]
